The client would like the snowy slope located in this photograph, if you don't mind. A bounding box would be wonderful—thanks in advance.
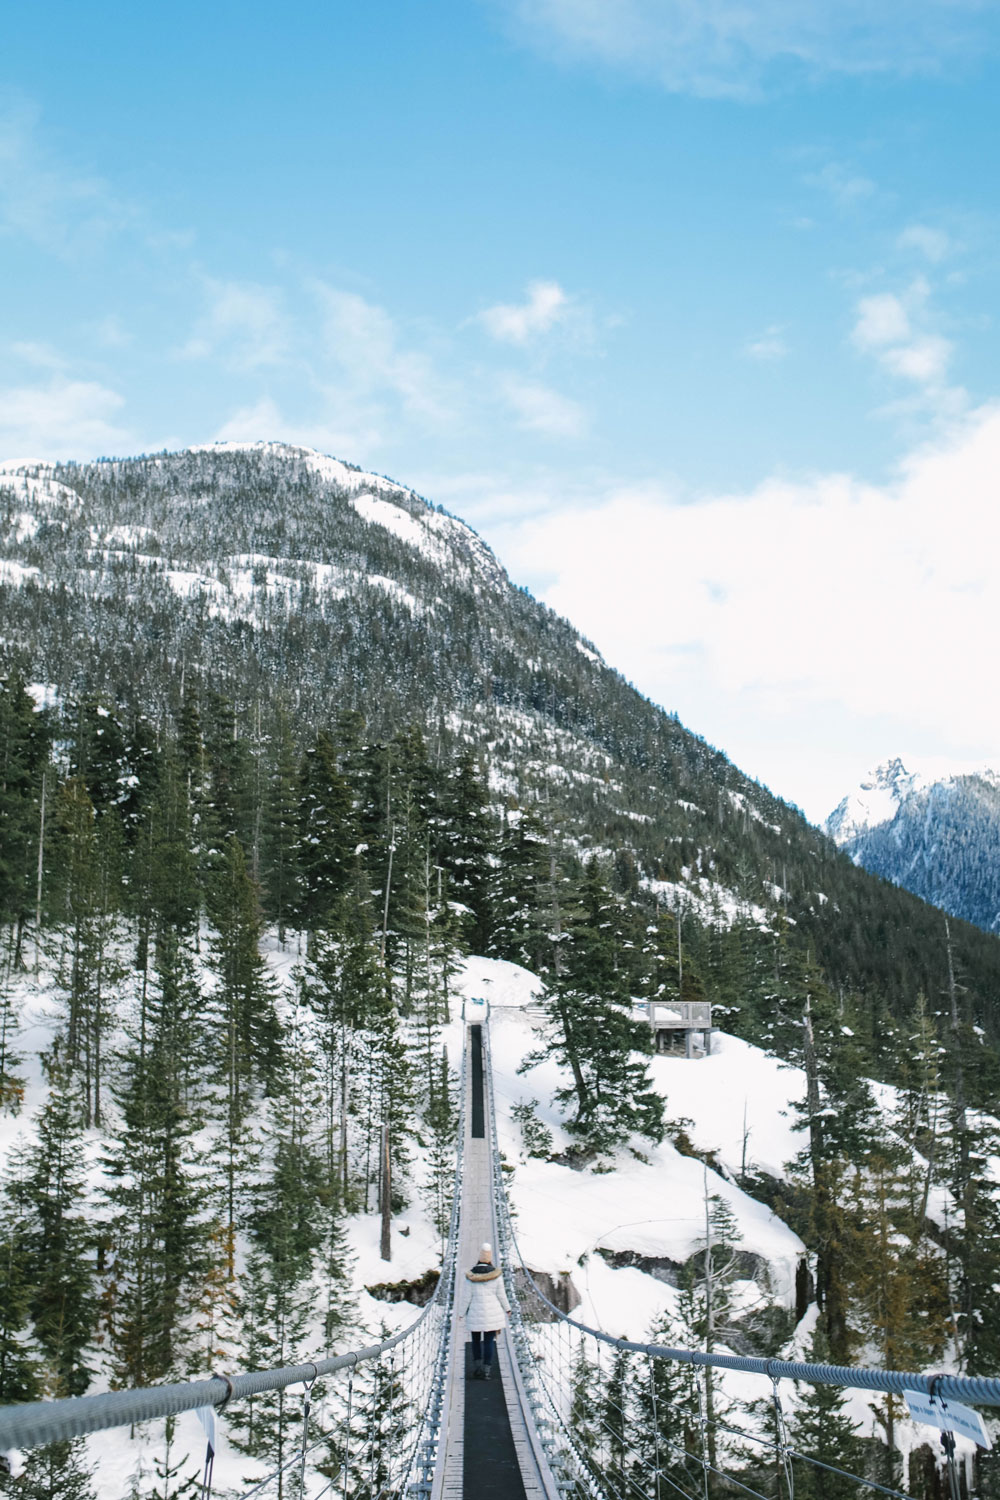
[828,756,1000,932]
[1,946,980,1489]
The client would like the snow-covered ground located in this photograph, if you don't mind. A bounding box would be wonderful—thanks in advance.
[0,946,979,1489]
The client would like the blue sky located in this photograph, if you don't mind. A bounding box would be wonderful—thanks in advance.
[4,0,1000,818]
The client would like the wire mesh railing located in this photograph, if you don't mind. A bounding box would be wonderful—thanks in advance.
[482,1020,997,1500]
[0,1046,466,1500]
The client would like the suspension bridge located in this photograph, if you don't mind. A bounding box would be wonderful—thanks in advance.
[3,1005,1000,1499]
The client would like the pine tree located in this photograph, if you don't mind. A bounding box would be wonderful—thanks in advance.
[0,672,50,969]
[0,1161,39,1403]
[52,779,124,1126]
[260,707,301,942]
[295,730,356,939]
[232,1049,326,1495]
[14,1043,95,1396]
[531,860,663,1154]
[788,1333,873,1497]
[437,750,496,953]
[206,832,281,1112]
[489,807,551,971]
[422,1047,457,1243]
[7,1438,95,1500]
[104,928,205,1387]
[632,1311,705,1498]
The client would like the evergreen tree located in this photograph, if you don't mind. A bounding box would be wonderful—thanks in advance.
[437,750,496,953]
[295,730,356,938]
[0,673,50,968]
[104,929,205,1387]
[232,1049,326,1495]
[14,1043,95,1396]
[632,1311,705,1499]
[489,807,551,971]
[5,1439,95,1500]
[788,1329,868,1499]
[260,707,301,941]
[0,1162,39,1403]
[52,779,124,1126]
[530,860,663,1154]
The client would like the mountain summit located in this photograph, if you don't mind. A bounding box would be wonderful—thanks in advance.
[828,756,1000,933]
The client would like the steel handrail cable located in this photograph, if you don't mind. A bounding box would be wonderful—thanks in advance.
[706,1416,918,1500]
[480,1020,1000,1496]
[0,1021,468,1460]
[492,1187,1000,1408]
[482,1022,607,1500]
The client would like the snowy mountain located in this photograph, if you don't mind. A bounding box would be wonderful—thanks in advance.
[4,441,1000,1034]
[827,756,1000,933]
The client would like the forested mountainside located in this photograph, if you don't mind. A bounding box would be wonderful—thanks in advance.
[829,757,1000,936]
[4,442,1000,1497]
[2,443,1000,1058]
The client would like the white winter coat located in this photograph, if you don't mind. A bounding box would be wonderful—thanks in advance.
[462,1263,511,1331]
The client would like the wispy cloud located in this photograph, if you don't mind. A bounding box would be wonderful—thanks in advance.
[179,279,289,370]
[476,280,571,344]
[0,99,134,255]
[851,279,956,397]
[897,224,953,263]
[497,0,991,98]
[313,283,453,425]
[744,326,789,362]
[805,162,877,209]
[502,378,586,437]
[0,377,130,460]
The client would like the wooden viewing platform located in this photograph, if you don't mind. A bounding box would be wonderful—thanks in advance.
[636,998,713,1057]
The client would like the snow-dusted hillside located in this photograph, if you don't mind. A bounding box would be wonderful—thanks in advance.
[0,939,809,1493]
[828,756,1000,932]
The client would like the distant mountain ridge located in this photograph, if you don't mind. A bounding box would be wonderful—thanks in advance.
[828,756,1000,933]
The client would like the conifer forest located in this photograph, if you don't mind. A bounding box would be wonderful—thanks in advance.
[3,447,1000,1496]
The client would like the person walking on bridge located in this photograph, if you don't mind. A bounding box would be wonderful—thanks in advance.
[463,1242,510,1379]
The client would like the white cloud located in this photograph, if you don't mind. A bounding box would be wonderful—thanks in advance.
[898,224,953,263]
[0,100,133,254]
[313,283,452,425]
[806,162,877,208]
[499,0,989,97]
[851,280,956,399]
[9,341,71,372]
[179,279,289,370]
[0,377,130,460]
[744,326,788,362]
[477,280,570,344]
[213,397,286,444]
[502,379,586,437]
[852,293,912,350]
[881,335,952,384]
[494,403,1000,818]
[212,395,381,460]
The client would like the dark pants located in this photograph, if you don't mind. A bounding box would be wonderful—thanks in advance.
[471,1330,497,1367]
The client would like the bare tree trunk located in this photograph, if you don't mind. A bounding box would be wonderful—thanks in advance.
[380,1123,391,1262]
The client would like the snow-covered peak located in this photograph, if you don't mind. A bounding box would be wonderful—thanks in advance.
[827,754,1000,844]
[187,440,414,499]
